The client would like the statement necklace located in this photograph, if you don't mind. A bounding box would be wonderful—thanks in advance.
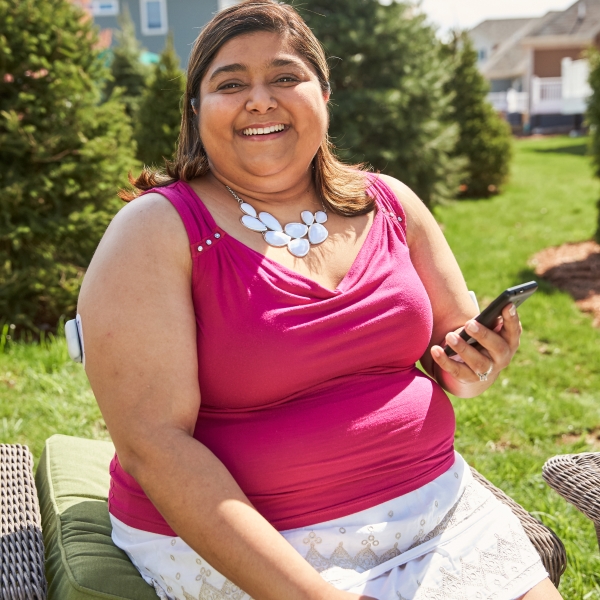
[225,186,329,258]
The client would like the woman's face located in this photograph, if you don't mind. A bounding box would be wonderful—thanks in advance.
[198,31,329,193]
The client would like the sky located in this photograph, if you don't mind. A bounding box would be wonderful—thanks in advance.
[419,0,576,34]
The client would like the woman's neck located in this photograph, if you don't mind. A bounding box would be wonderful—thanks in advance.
[206,169,322,214]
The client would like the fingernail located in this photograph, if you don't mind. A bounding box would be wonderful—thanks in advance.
[466,321,479,334]
[509,303,516,316]
[447,332,459,345]
[432,347,443,358]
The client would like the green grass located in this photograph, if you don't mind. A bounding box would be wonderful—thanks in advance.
[1,135,599,596]
[435,135,600,598]
[0,326,108,461]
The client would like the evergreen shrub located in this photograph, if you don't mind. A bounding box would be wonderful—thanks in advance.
[443,32,513,198]
[298,0,465,208]
[0,0,137,329]
[105,6,150,117]
[586,49,600,242]
[135,34,186,167]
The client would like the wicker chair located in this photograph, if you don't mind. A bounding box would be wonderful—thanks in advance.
[1,441,566,597]
[543,452,600,550]
[0,444,47,600]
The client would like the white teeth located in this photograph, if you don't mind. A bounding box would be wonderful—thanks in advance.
[243,124,285,136]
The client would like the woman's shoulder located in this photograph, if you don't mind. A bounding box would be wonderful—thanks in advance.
[112,192,186,242]
[374,174,434,245]
[375,174,425,213]
[92,191,191,276]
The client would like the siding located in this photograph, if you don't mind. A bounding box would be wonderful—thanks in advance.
[93,0,219,67]
[533,47,584,77]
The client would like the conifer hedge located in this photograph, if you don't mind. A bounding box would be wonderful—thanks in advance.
[105,7,150,118]
[587,49,600,242]
[0,0,137,330]
[443,32,512,197]
[135,34,186,167]
[298,0,466,208]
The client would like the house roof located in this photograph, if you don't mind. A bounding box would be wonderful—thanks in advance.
[469,18,535,48]
[479,12,560,79]
[523,0,600,46]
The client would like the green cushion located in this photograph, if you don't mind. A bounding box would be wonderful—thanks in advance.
[35,434,157,600]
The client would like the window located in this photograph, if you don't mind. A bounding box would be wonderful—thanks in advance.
[140,0,168,35]
[478,49,487,61]
[91,0,119,16]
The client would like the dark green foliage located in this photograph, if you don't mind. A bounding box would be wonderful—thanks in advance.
[0,0,137,329]
[587,49,600,177]
[596,198,600,243]
[135,34,185,166]
[105,6,150,116]
[443,32,512,198]
[587,49,600,242]
[296,0,465,207]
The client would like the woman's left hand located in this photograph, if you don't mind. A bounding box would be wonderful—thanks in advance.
[430,302,522,395]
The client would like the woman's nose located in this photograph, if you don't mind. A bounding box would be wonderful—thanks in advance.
[245,85,277,113]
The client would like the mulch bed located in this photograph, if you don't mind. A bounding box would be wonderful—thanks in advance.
[530,240,600,327]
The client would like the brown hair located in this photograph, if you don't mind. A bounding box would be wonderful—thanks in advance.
[121,0,373,216]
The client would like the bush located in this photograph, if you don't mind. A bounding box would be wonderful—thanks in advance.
[105,6,150,117]
[297,0,465,208]
[0,0,137,330]
[135,34,185,167]
[586,48,600,241]
[443,32,513,197]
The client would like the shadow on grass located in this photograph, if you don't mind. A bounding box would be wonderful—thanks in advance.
[515,268,560,296]
[532,143,588,156]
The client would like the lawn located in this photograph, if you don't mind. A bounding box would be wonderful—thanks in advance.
[1,135,600,597]
[436,135,600,598]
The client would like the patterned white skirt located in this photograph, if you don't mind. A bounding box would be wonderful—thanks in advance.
[111,453,548,600]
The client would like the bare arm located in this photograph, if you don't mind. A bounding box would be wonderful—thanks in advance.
[78,194,366,600]
[380,175,522,399]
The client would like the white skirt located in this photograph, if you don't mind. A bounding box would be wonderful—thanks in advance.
[111,453,548,600]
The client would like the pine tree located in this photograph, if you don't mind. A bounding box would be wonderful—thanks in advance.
[587,48,600,242]
[443,32,513,197]
[135,34,185,166]
[105,6,150,116]
[0,0,138,330]
[298,0,465,208]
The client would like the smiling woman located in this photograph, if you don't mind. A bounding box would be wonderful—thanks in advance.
[78,1,561,600]
[121,5,370,218]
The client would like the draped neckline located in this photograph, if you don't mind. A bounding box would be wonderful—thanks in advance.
[180,180,381,295]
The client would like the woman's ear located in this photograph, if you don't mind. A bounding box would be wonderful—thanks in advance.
[323,82,331,103]
[191,97,199,115]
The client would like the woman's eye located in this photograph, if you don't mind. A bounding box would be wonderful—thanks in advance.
[218,82,243,90]
[276,76,298,83]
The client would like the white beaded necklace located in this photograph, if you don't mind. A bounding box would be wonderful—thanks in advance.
[225,186,328,258]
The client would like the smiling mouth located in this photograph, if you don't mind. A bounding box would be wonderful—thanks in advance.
[242,124,286,136]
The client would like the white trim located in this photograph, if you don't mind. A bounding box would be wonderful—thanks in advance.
[218,0,239,9]
[140,0,168,36]
[91,0,119,16]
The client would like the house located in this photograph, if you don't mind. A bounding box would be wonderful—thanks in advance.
[470,16,538,90]
[470,0,600,133]
[74,0,238,66]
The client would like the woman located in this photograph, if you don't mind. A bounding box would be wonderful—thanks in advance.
[78,2,562,599]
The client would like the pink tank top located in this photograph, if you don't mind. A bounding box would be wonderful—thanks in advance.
[108,176,456,535]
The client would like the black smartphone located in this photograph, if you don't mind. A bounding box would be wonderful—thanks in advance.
[444,281,538,357]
